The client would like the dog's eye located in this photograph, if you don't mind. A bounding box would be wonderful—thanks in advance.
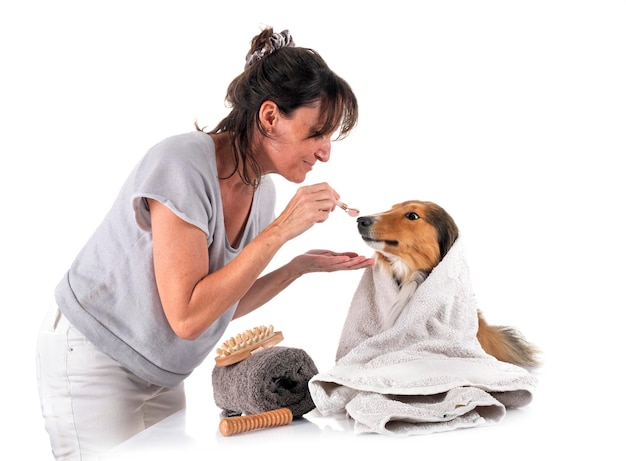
[405,212,420,220]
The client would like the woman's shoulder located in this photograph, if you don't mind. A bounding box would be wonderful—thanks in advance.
[149,131,214,155]
[141,131,216,170]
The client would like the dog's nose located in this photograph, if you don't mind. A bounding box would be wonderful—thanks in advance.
[357,216,373,228]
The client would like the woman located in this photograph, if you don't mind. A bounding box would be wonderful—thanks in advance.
[36,27,373,460]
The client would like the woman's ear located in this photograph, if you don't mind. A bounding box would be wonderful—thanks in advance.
[259,101,279,134]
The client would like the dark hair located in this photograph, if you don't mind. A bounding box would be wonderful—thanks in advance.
[197,27,358,187]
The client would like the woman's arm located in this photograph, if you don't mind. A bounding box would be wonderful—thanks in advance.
[149,198,283,340]
[147,183,344,340]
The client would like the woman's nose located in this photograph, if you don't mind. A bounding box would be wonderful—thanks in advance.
[315,139,331,162]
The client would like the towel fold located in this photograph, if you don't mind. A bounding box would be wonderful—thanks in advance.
[308,236,537,436]
[212,346,318,418]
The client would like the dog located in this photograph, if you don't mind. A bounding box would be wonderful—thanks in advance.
[357,200,539,368]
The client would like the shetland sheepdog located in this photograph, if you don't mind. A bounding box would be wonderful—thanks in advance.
[357,200,539,368]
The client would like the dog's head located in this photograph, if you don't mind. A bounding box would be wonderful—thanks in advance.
[357,200,459,285]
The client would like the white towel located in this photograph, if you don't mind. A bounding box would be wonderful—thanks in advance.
[308,236,537,436]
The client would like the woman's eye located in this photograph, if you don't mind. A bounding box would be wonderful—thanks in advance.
[405,212,420,220]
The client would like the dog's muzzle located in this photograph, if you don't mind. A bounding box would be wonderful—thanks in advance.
[357,216,399,246]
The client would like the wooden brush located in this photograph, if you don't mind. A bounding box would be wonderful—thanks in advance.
[214,324,284,367]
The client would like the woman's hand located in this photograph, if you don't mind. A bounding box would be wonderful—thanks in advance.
[270,183,339,240]
[290,250,375,274]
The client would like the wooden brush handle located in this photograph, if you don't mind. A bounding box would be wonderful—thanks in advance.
[219,408,293,436]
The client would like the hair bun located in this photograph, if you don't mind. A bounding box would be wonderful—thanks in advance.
[245,29,295,68]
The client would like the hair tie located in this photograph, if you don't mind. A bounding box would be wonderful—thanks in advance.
[245,30,295,68]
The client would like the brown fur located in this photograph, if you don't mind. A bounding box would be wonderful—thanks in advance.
[357,200,539,368]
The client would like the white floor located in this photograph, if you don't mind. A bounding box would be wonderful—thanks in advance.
[3,1,624,460]
[97,359,614,460]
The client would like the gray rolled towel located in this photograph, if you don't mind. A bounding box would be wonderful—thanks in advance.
[212,346,318,418]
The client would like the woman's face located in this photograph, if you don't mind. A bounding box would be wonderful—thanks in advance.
[258,102,334,183]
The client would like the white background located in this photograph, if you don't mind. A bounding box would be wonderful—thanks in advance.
[1,1,625,459]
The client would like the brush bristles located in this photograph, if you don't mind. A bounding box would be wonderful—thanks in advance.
[216,325,276,357]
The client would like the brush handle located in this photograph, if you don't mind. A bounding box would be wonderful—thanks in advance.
[219,408,293,436]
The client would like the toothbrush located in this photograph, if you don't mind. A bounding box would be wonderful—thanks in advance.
[336,200,360,217]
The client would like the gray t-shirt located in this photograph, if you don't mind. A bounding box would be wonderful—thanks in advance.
[55,131,276,387]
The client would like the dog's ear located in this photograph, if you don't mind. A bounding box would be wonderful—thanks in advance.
[428,204,459,261]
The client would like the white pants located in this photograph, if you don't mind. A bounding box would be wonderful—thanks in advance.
[36,300,186,460]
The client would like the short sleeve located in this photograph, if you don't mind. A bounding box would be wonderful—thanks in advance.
[129,132,219,236]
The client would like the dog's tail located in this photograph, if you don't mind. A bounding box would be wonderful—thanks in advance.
[476,311,540,368]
